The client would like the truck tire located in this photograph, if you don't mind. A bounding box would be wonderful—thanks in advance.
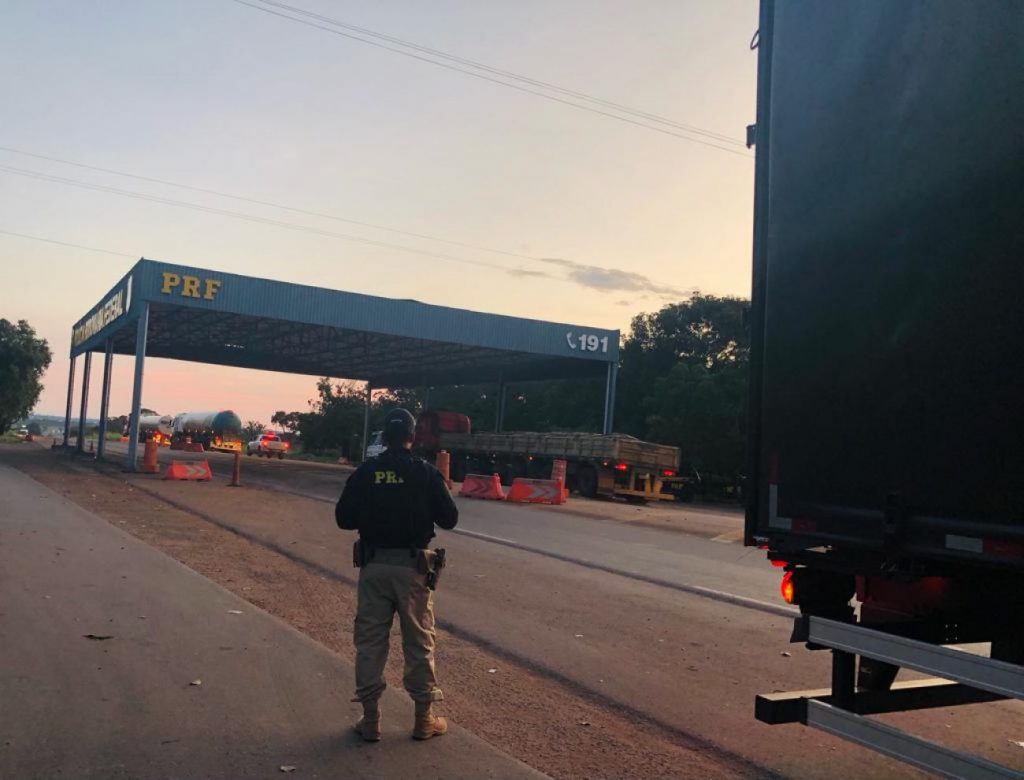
[450,458,467,483]
[247,450,253,456]
[277,452,284,460]
[576,464,598,498]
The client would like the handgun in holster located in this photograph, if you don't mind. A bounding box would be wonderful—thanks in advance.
[420,548,447,591]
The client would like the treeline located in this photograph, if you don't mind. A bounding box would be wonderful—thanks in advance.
[276,295,750,488]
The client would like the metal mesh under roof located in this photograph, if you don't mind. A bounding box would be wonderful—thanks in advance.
[71,259,619,387]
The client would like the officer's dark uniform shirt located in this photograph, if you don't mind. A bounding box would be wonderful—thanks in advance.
[336,448,458,549]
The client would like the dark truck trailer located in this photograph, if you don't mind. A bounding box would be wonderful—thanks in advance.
[746,1,1024,775]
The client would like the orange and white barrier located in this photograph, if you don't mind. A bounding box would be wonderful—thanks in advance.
[459,473,505,500]
[506,478,566,505]
[550,459,569,501]
[163,460,212,481]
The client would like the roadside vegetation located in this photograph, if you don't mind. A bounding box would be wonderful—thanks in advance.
[0,319,51,435]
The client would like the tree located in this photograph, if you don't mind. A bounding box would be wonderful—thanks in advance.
[271,410,301,432]
[27,421,42,436]
[616,295,750,492]
[295,379,371,458]
[243,420,266,441]
[0,320,52,433]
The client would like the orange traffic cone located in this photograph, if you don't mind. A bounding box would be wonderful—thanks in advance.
[141,440,159,474]
[435,450,452,489]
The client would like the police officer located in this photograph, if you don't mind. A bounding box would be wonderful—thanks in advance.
[335,408,458,742]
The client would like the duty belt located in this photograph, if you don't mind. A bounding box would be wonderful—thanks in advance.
[366,547,426,567]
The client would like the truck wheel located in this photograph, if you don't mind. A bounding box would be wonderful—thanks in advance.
[450,459,467,483]
[247,450,253,456]
[576,465,598,498]
[278,453,284,460]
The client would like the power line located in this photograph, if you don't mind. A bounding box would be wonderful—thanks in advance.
[254,0,745,147]
[0,163,542,275]
[230,0,753,158]
[0,150,690,297]
[0,227,135,258]
[0,145,534,262]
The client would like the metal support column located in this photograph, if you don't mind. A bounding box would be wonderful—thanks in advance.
[75,352,93,452]
[495,381,507,432]
[603,362,618,434]
[96,340,114,459]
[361,382,372,461]
[831,649,857,710]
[126,303,149,471]
[62,356,76,447]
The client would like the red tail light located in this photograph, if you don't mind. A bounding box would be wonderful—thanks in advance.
[780,571,795,604]
[284,442,290,449]
[661,469,676,477]
[614,463,628,472]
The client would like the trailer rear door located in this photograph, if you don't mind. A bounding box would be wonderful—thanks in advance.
[746,1,1024,565]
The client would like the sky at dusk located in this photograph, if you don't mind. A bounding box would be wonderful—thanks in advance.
[1,0,758,425]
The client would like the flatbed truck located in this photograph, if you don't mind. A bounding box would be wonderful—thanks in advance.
[414,410,684,500]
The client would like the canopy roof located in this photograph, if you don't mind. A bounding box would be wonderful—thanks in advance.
[70,259,619,387]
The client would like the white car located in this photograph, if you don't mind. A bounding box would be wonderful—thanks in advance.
[365,431,386,459]
[247,433,289,459]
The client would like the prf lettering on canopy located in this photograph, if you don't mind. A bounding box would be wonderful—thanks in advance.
[161,272,222,300]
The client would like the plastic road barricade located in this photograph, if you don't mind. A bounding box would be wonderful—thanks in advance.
[459,473,505,500]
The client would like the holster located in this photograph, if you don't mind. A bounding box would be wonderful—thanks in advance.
[353,539,370,568]
[419,548,447,591]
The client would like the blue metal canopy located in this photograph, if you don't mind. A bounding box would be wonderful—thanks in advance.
[64,259,621,466]
[70,259,618,386]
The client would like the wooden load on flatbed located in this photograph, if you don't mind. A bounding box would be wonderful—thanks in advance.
[440,431,679,472]
[437,430,681,500]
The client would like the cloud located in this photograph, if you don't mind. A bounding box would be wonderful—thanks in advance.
[537,257,693,299]
[509,267,555,279]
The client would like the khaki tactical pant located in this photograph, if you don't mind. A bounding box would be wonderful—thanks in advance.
[354,550,442,704]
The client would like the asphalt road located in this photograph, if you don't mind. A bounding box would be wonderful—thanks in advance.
[0,462,542,780]
[104,442,773,608]
[91,441,1024,778]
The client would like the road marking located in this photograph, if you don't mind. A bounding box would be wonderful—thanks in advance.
[711,530,744,544]
[453,528,795,619]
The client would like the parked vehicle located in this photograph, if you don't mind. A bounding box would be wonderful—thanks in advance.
[247,432,288,459]
[171,410,243,452]
[130,414,174,445]
[746,2,1023,775]
[414,410,682,500]
[364,431,386,460]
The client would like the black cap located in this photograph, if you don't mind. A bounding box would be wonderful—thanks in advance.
[383,408,416,445]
